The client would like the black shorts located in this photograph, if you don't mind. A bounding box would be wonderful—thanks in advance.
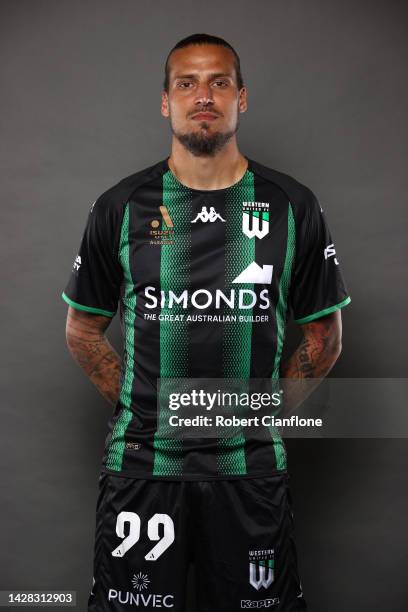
[88,472,306,611]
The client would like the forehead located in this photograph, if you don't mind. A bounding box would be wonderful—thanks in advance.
[168,44,236,78]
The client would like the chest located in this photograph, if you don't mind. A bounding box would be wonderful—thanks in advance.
[122,189,292,293]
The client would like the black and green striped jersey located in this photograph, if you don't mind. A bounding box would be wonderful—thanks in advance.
[62,157,351,480]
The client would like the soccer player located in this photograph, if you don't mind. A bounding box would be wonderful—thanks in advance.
[62,33,350,611]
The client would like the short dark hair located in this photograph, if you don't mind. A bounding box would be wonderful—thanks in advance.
[163,33,244,92]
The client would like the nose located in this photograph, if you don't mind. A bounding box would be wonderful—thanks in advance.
[194,82,214,107]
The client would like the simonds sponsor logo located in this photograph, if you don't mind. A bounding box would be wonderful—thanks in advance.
[143,286,270,311]
[143,261,274,311]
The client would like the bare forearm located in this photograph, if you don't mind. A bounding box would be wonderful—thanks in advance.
[279,315,342,415]
[281,331,340,380]
[65,311,121,406]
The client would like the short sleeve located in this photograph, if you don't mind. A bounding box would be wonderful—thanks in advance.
[61,197,123,317]
[289,194,351,324]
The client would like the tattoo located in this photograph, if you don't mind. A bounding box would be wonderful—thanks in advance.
[281,314,340,379]
[297,336,315,378]
[278,312,342,416]
[65,308,121,406]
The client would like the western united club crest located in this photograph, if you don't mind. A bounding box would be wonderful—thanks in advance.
[248,548,275,590]
[242,202,270,239]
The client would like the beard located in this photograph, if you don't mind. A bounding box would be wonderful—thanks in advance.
[171,117,239,157]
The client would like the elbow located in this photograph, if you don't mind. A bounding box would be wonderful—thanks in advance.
[65,315,75,347]
[65,324,77,355]
[64,310,82,354]
[331,339,342,363]
[325,331,342,369]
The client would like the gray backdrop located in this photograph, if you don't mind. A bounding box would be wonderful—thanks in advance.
[1,0,407,610]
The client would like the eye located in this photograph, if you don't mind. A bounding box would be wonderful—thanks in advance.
[213,80,228,87]
[177,81,193,89]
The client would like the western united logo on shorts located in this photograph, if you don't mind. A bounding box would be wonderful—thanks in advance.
[242,202,270,239]
[248,549,275,590]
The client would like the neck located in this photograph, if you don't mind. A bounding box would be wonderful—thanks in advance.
[167,137,248,190]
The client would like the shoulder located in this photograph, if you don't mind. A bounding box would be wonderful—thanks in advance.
[248,158,321,220]
[91,159,167,216]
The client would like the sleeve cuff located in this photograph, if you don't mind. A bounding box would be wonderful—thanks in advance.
[294,296,351,324]
[61,292,116,317]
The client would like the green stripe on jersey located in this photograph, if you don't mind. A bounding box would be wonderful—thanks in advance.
[272,203,296,379]
[153,170,192,476]
[270,202,296,470]
[106,203,134,471]
[218,169,255,476]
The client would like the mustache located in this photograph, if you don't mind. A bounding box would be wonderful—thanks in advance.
[188,107,223,117]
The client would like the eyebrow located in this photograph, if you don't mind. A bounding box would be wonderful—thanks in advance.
[173,73,233,80]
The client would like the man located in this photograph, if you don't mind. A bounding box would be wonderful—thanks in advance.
[62,33,350,611]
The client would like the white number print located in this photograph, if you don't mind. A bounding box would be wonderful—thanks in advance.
[111,512,175,561]
[145,514,175,561]
[111,511,141,558]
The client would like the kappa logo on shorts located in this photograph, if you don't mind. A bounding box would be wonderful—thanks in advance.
[248,549,275,590]
[241,597,280,608]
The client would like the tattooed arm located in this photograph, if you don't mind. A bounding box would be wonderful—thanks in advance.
[65,306,121,407]
[279,310,342,415]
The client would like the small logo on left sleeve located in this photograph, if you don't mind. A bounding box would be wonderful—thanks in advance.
[73,255,82,272]
[324,243,339,265]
